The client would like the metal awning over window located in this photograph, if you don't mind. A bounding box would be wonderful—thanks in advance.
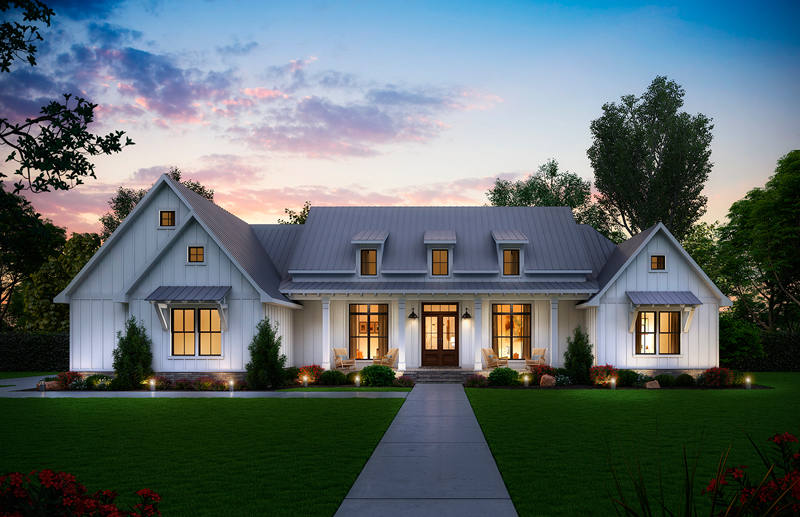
[423,230,456,244]
[146,286,231,331]
[626,291,702,334]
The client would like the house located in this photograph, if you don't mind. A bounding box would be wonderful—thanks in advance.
[55,175,731,378]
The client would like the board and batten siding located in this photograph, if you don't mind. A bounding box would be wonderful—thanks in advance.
[597,232,720,369]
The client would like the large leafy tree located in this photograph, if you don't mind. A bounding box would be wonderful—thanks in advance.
[487,158,624,242]
[587,76,714,241]
[0,0,133,193]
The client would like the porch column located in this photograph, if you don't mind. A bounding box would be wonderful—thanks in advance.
[473,299,483,371]
[397,299,406,371]
[321,297,331,370]
[550,298,559,367]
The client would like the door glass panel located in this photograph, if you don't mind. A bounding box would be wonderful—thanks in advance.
[443,316,455,350]
[425,317,438,350]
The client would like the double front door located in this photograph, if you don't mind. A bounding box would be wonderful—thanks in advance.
[421,303,459,366]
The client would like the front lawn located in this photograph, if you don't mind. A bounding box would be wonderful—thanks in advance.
[467,372,800,517]
[281,386,411,392]
[0,371,57,380]
[0,398,403,516]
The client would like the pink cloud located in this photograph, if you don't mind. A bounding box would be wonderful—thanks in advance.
[17,185,115,235]
[242,88,287,100]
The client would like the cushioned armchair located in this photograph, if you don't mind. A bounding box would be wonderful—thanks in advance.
[481,348,509,369]
[373,348,399,368]
[524,348,547,371]
[332,348,356,370]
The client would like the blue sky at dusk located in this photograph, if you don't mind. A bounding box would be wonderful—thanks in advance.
[2,0,798,234]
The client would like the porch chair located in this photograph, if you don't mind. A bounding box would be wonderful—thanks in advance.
[481,348,509,369]
[525,348,548,371]
[332,348,356,370]
[373,348,399,368]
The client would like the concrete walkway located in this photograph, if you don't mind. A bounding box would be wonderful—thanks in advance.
[335,383,517,516]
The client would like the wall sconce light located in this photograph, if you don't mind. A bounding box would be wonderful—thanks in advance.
[462,308,472,320]
[355,375,361,387]
[303,375,308,387]
[523,375,529,387]
[408,308,418,319]
[149,379,155,392]
[610,378,616,390]
[745,377,751,390]
[229,379,235,392]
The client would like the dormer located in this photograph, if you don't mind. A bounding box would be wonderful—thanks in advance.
[351,230,389,278]
[424,230,456,278]
[492,229,529,278]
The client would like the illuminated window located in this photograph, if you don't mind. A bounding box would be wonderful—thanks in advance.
[492,304,531,359]
[349,304,388,360]
[198,309,222,356]
[172,309,195,356]
[160,211,175,226]
[361,249,377,276]
[651,255,665,270]
[432,249,448,275]
[635,311,680,354]
[172,308,222,356]
[503,249,520,275]
[188,247,204,263]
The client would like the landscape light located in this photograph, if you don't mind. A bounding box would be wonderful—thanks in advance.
[150,379,155,392]
[303,375,308,387]
[745,377,751,390]
[355,375,361,387]
[523,375,529,387]
[229,379,235,392]
[610,378,616,390]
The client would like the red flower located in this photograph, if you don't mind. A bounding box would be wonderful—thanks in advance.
[769,432,798,444]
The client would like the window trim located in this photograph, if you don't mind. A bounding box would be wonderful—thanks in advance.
[649,254,667,272]
[170,307,223,358]
[491,303,532,360]
[431,248,450,276]
[633,310,681,356]
[503,249,521,276]
[360,249,378,276]
[187,246,205,264]
[159,210,176,228]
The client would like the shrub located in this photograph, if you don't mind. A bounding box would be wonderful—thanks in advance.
[722,331,800,372]
[616,369,639,387]
[590,364,617,386]
[463,374,489,387]
[564,325,594,385]
[529,364,556,384]
[298,364,324,384]
[719,313,763,364]
[0,469,162,516]
[634,374,655,387]
[730,370,745,386]
[654,373,676,387]
[284,366,300,384]
[359,364,395,386]
[173,378,194,390]
[393,375,415,387]
[698,367,734,387]
[675,373,695,387]
[488,367,518,386]
[85,374,112,390]
[0,332,69,371]
[345,371,361,384]
[153,376,172,390]
[57,371,82,390]
[245,318,286,389]
[554,368,572,386]
[193,377,226,391]
[112,317,155,391]
[319,370,347,385]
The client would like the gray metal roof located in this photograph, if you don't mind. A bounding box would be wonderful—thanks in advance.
[594,224,658,292]
[351,229,389,243]
[627,291,703,306]
[424,230,457,243]
[169,179,293,305]
[280,279,598,294]
[492,229,529,243]
[146,285,231,302]
[252,224,305,280]
[576,225,617,281]
[289,207,593,273]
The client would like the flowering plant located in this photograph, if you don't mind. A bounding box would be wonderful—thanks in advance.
[463,374,489,388]
[298,364,324,384]
[589,364,617,386]
[393,375,415,387]
[529,364,556,384]
[698,367,735,387]
[0,469,162,516]
[57,371,82,390]
[172,378,195,390]
[193,377,227,391]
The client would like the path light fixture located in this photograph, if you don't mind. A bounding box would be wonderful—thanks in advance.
[229,379,235,392]
[38,380,46,392]
[150,379,155,392]
[408,308,418,320]
[303,376,308,387]
[355,375,361,387]
[610,378,616,390]
[523,375,529,387]
[745,377,751,390]
[462,308,472,320]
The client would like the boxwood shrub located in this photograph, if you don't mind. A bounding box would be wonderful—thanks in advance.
[616,369,639,387]
[359,365,395,386]
[654,373,676,387]
[318,370,347,385]
[0,332,68,371]
[675,373,695,387]
[488,367,518,386]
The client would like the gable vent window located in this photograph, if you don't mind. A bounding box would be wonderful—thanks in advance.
[503,249,520,275]
[188,246,204,263]
[432,249,449,276]
[651,255,666,270]
[361,249,377,276]
[160,210,176,226]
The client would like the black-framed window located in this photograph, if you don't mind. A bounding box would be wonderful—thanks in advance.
[172,308,222,356]
[349,304,388,360]
[188,246,204,263]
[160,210,175,226]
[651,255,665,270]
[503,249,520,275]
[635,311,680,354]
[361,249,377,276]
[432,249,448,275]
[492,304,531,359]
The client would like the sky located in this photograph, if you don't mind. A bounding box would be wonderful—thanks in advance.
[2,0,798,236]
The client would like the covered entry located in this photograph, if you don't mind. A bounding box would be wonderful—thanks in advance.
[421,303,459,366]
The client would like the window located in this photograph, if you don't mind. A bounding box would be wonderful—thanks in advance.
[432,249,448,275]
[160,210,175,226]
[188,246,204,263]
[172,308,222,356]
[361,249,377,276]
[651,255,665,270]
[492,304,531,359]
[635,311,680,354]
[503,249,520,275]
[349,304,388,359]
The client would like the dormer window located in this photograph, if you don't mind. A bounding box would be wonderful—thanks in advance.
[503,249,520,275]
[651,255,666,271]
[361,249,377,275]
[432,249,449,275]
[160,210,176,226]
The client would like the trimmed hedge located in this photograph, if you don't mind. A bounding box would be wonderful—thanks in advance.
[0,332,68,371]
[722,331,800,372]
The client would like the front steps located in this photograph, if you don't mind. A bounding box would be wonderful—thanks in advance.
[402,367,477,384]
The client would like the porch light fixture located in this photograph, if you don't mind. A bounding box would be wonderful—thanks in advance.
[610,378,616,390]
[408,308,418,319]
[303,376,308,387]
[523,375,529,387]
[355,375,361,387]
[745,377,751,390]
[229,379,235,392]
[462,308,472,320]
[150,379,155,392]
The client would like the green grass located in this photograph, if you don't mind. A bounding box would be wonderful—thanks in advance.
[467,373,800,517]
[0,371,57,380]
[0,398,403,516]
[281,386,411,392]
[0,385,12,388]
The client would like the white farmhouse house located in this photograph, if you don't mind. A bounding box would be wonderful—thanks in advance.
[55,175,731,378]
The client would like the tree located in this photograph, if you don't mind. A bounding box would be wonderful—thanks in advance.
[0,0,133,193]
[18,232,100,331]
[100,167,214,240]
[246,318,286,389]
[487,158,624,242]
[111,317,155,391]
[587,76,714,241]
[278,201,310,224]
[563,325,594,385]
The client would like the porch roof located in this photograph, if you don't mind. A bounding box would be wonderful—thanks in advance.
[145,285,232,302]
[279,279,598,295]
[626,291,702,306]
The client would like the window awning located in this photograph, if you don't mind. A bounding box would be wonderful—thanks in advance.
[145,286,231,302]
[491,229,529,244]
[351,230,389,244]
[424,230,456,244]
[627,291,702,306]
